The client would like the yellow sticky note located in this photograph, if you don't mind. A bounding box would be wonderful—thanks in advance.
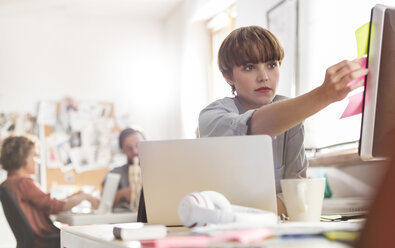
[324,231,360,241]
[355,22,370,58]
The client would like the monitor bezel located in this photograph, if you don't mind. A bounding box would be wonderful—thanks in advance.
[359,4,393,161]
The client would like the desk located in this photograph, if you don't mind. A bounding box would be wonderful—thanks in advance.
[61,221,363,248]
[56,212,137,226]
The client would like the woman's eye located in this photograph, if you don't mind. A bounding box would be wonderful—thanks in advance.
[268,62,278,69]
[244,65,254,71]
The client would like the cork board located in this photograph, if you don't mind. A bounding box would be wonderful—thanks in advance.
[46,167,109,191]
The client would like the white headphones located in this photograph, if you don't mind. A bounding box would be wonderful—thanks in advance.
[178,191,277,228]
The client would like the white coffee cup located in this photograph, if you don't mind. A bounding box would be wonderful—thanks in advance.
[280,178,326,222]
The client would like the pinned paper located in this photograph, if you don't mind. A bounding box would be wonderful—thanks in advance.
[340,91,364,119]
[355,22,370,58]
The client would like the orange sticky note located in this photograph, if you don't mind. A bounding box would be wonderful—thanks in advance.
[340,91,364,119]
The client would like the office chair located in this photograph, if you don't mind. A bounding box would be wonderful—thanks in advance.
[0,186,60,248]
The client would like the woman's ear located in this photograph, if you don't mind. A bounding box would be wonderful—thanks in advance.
[224,74,234,87]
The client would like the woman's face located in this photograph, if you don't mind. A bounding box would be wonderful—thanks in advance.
[24,147,39,175]
[227,61,280,110]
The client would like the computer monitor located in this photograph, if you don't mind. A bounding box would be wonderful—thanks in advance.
[359,4,395,161]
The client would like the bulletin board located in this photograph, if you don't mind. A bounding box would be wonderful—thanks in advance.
[37,98,124,192]
[45,167,108,191]
[0,112,37,141]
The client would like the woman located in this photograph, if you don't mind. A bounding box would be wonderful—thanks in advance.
[0,135,99,243]
[199,26,367,214]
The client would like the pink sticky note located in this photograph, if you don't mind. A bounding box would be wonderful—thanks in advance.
[340,91,364,119]
[347,57,367,87]
[211,227,273,244]
[141,235,210,248]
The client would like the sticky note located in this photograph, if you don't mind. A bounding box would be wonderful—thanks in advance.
[355,22,370,58]
[140,228,274,247]
[347,57,367,87]
[141,235,210,247]
[340,91,364,119]
[340,22,370,119]
[324,231,360,242]
[211,227,273,244]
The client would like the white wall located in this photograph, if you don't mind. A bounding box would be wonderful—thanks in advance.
[0,9,181,140]
[0,5,183,247]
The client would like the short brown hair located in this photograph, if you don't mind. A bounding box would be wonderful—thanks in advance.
[119,128,145,149]
[218,26,284,94]
[0,136,35,172]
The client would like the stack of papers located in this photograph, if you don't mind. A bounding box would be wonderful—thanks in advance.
[113,223,167,240]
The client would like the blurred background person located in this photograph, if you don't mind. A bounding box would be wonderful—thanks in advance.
[0,135,100,246]
[102,127,145,210]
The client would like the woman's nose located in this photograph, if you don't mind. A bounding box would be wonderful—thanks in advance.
[257,67,269,82]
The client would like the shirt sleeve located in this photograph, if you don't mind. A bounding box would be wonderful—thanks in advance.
[20,177,65,215]
[199,100,256,137]
[283,123,308,179]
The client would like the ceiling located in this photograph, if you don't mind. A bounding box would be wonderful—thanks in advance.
[0,0,184,19]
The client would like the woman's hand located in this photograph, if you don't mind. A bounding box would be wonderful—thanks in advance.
[249,58,368,138]
[86,194,100,210]
[319,60,368,104]
[63,191,100,211]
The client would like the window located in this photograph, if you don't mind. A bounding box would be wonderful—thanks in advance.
[207,5,236,102]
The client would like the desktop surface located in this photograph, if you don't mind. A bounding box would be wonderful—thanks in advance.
[61,221,363,248]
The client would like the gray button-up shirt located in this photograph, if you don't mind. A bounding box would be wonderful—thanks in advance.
[198,95,307,194]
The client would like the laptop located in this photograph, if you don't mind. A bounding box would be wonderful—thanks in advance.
[139,135,277,226]
[96,173,121,213]
[56,173,137,225]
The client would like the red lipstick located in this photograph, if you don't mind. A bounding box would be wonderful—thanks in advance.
[255,86,271,93]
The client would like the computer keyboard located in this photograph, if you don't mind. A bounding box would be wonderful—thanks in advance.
[322,197,371,216]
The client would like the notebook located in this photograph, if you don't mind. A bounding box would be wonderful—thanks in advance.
[139,135,277,226]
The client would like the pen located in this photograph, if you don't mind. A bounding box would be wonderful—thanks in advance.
[279,233,322,239]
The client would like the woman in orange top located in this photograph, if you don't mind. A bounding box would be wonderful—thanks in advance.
[0,135,100,239]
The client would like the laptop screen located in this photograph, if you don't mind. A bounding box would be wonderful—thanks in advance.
[98,172,121,213]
